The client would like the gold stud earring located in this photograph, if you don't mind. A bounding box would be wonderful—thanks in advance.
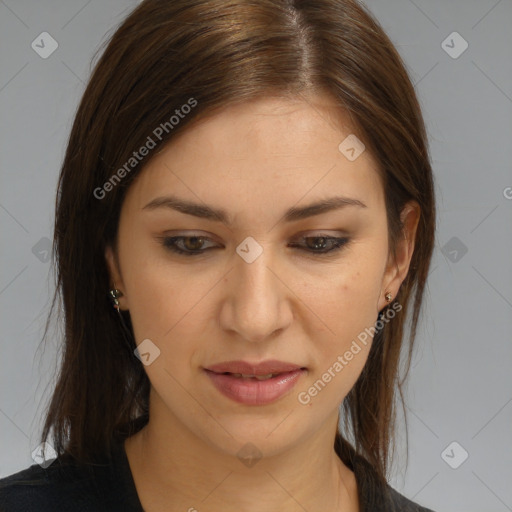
[385,291,392,303]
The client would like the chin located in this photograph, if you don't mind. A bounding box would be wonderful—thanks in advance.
[197,416,307,461]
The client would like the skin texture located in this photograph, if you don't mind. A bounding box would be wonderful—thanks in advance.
[105,94,420,512]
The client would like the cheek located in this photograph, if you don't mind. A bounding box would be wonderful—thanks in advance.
[127,265,210,346]
[301,257,383,338]
[117,221,211,341]
[296,258,384,394]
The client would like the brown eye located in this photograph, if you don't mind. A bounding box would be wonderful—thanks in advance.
[182,236,206,251]
[305,236,329,251]
[161,234,349,257]
[290,236,350,255]
[162,235,219,256]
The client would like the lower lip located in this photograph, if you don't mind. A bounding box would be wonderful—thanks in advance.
[204,369,306,405]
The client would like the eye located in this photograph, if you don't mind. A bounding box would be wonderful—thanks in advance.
[158,234,350,257]
[161,235,220,256]
[289,235,350,255]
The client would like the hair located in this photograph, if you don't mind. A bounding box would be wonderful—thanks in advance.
[40,0,435,487]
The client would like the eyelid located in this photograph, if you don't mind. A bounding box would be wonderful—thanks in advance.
[161,229,349,238]
[159,230,348,245]
[158,231,350,257]
[292,229,350,239]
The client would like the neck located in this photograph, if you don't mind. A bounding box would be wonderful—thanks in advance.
[124,412,359,512]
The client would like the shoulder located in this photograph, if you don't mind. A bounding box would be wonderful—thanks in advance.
[0,459,102,511]
[349,452,437,512]
[0,459,107,512]
[0,442,141,512]
[387,485,437,512]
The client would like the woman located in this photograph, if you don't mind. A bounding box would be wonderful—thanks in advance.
[0,0,437,510]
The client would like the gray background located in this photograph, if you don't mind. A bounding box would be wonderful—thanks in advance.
[1,1,511,510]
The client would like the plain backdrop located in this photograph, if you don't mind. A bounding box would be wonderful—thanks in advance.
[1,1,511,511]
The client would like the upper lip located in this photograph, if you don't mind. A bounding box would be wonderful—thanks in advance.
[204,360,305,376]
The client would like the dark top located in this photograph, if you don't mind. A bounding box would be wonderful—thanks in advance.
[0,440,436,511]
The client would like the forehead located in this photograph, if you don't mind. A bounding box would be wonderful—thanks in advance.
[124,95,385,217]
[162,94,364,161]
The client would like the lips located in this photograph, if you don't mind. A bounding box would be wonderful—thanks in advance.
[204,360,306,405]
[205,360,304,376]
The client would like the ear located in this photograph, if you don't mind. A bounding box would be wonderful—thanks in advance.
[105,244,129,310]
[378,200,420,312]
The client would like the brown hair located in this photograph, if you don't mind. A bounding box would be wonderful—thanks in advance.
[41,0,435,485]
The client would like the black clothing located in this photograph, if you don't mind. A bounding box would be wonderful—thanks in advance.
[0,439,436,511]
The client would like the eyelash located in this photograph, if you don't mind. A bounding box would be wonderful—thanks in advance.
[160,235,350,257]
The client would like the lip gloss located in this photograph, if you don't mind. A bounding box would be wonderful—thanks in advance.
[204,369,306,405]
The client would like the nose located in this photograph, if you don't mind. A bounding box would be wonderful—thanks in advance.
[218,244,293,343]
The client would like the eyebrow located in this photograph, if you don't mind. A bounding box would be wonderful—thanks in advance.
[142,194,367,225]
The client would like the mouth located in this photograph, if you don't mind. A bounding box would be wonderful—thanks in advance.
[203,360,307,405]
[204,359,306,376]
[213,372,285,380]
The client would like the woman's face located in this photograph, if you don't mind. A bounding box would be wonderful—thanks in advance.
[106,94,418,459]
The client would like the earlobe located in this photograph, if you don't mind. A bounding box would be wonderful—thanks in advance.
[105,245,128,310]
